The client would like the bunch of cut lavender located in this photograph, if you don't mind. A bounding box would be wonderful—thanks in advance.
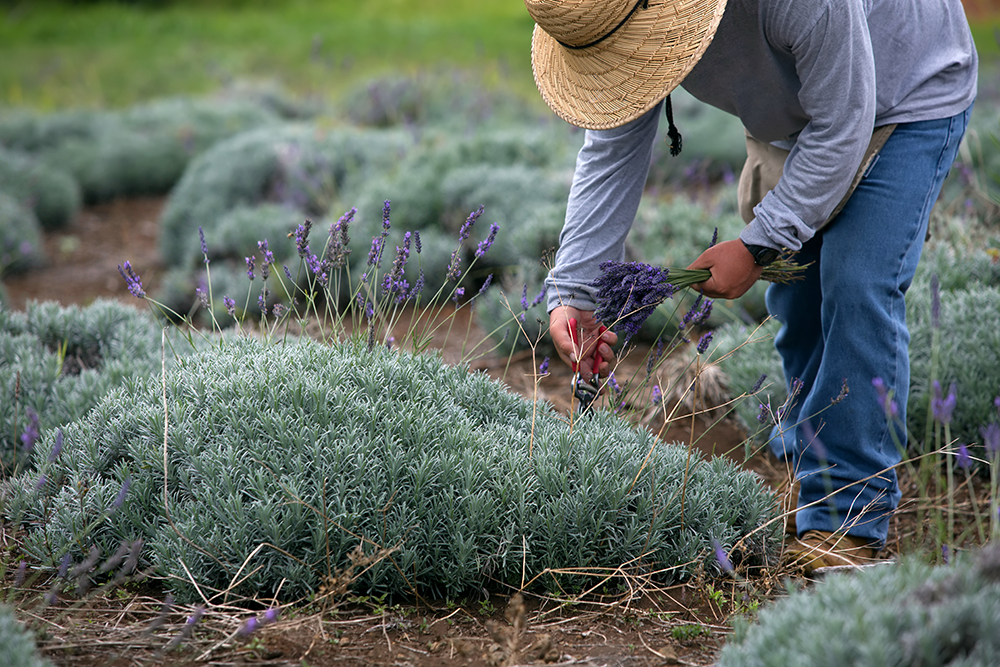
[592,255,806,342]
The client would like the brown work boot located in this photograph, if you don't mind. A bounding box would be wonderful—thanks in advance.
[785,530,878,574]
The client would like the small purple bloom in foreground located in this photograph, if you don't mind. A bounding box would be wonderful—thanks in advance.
[49,428,63,463]
[14,561,26,588]
[239,617,258,636]
[607,372,621,395]
[118,261,146,299]
[872,377,898,419]
[652,385,662,406]
[294,220,313,258]
[223,296,236,318]
[539,357,549,375]
[187,605,205,625]
[942,544,950,563]
[980,423,1000,460]
[20,408,40,452]
[413,229,422,254]
[459,205,484,242]
[245,256,255,281]
[112,476,131,510]
[258,240,274,280]
[931,381,957,425]
[750,374,767,395]
[36,475,47,491]
[263,608,279,625]
[712,539,734,573]
[452,287,465,304]
[930,273,941,330]
[475,222,499,258]
[957,444,971,470]
[58,553,72,578]
[697,331,713,355]
[520,284,529,311]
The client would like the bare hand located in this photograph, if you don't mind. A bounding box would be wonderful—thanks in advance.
[687,239,763,300]
[549,306,617,382]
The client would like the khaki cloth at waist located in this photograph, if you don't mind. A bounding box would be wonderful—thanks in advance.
[737,124,897,228]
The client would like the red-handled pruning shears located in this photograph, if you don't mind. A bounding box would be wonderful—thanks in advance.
[568,317,607,414]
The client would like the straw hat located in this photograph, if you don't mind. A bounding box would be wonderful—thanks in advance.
[527,0,728,130]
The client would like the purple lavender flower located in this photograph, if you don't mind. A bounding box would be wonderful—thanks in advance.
[931,381,957,425]
[530,285,548,309]
[294,219,313,258]
[14,561,26,588]
[327,207,354,269]
[652,385,662,406]
[188,606,205,626]
[36,474,47,491]
[408,270,426,301]
[709,227,719,248]
[478,273,493,295]
[680,294,714,330]
[750,374,767,395]
[366,235,385,271]
[957,443,971,470]
[263,608,279,625]
[711,538,734,573]
[757,402,771,425]
[942,544,950,564]
[111,476,131,511]
[520,283,529,311]
[980,423,1000,460]
[539,357,549,375]
[245,256,255,281]
[196,284,209,309]
[382,232,413,301]
[475,222,499,258]
[647,337,666,375]
[58,553,72,578]
[20,408,39,452]
[239,617,258,636]
[591,261,677,344]
[258,293,268,316]
[446,249,462,282]
[118,261,146,299]
[872,377,899,418]
[697,331,713,355]
[930,273,941,330]
[452,287,465,304]
[283,265,293,282]
[258,240,274,280]
[272,303,286,319]
[382,200,392,234]
[223,296,236,318]
[459,205,484,242]
[413,229,421,254]
[199,227,209,263]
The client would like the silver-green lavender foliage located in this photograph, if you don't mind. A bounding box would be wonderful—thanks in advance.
[0,96,288,205]
[0,300,196,473]
[718,543,1000,667]
[0,192,44,277]
[7,337,780,604]
[0,606,52,667]
[0,148,80,231]
[907,276,1000,448]
[159,124,414,268]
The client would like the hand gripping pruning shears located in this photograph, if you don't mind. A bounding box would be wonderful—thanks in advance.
[568,317,607,414]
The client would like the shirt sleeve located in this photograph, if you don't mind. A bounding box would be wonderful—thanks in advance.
[740,0,876,252]
[545,104,660,313]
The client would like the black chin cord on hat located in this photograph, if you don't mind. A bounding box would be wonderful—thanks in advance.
[664,95,682,157]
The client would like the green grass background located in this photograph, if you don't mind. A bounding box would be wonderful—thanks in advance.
[0,0,539,110]
[3,0,995,112]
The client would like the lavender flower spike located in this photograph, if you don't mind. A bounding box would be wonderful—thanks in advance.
[697,331,713,355]
[475,222,499,258]
[957,443,971,470]
[118,261,146,299]
[459,205,484,242]
[980,423,1000,460]
[49,428,63,463]
[245,256,255,281]
[111,476,131,511]
[711,538,734,573]
[931,380,957,425]
[20,407,40,452]
[199,226,209,263]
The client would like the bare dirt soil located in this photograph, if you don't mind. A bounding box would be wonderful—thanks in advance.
[3,198,785,667]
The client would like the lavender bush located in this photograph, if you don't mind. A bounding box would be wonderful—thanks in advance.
[0,148,80,231]
[6,336,779,603]
[0,192,44,277]
[718,543,1000,667]
[0,606,51,667]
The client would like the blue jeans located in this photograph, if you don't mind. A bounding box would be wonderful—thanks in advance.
[766,106,972,548]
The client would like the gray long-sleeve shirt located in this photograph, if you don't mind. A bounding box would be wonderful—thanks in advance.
[546,0,978,313]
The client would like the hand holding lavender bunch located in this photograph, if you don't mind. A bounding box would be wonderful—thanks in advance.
[592,253,806,343]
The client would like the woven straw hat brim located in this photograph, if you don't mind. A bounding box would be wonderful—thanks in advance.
[531,0,728,130]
